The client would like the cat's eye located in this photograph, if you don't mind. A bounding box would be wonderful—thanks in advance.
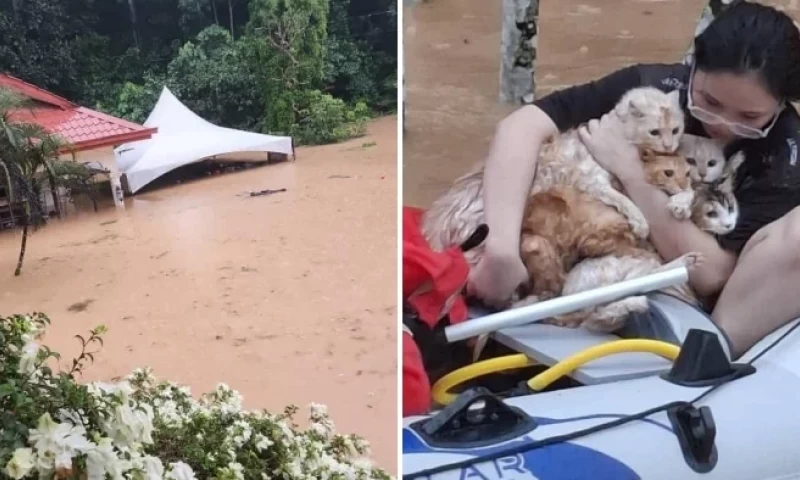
[686,157,696,165]
[708,160,717,167]
[685,171,691,178]
[649,129,660,136]
[707,211,718,218]
[664,170,674,177]
[672,127,680,135]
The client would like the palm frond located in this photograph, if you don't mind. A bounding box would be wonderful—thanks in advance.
[0,88,27,116]
[0,159,14,204]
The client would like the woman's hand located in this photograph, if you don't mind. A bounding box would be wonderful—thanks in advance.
[578,113,644,184]
[466,241,528,308]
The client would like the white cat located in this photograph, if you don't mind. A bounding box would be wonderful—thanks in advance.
[679,134,746,185]
[422,86,687,267]
[548,154,745,333]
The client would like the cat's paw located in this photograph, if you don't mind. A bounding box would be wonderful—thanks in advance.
[511,295,540,309]
[630,218,650,239]
[546,312,585,329]
[678,251,706,270]
[667,191,694,220]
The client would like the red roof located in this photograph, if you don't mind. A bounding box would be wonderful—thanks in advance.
[0,73,156,152]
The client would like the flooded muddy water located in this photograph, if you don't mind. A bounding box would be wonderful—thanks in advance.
[404,0,799,208]
[0,116,398,472]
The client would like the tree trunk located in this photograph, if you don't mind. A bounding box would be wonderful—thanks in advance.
[14,210,28,276]
[500,0,539,105]
[87,181,98,212]
[47,173,61,219]
[228,0,235,39]
[211,0,219,25]
[128,0,140,50]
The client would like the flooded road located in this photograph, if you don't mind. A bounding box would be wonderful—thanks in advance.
[404,0,799,207]
[0,116,398,473]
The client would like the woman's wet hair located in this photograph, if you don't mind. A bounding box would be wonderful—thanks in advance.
[693,1,800,101]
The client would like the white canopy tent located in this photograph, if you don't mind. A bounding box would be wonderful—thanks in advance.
[114,87,294,194]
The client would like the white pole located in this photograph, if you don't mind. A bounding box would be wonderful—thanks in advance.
[444,266,689,343]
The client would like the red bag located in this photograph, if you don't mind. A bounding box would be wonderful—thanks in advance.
[403,207,470,326]
[402,206,476,417]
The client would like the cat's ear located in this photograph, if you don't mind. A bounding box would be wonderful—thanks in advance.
[717,151,745,190]
[627,97,646,119]
[667,89,681,107]
[725,150,746,174]
[639,147,656,162]
[718,173,735,192]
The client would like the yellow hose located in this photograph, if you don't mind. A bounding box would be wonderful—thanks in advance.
[431,354,534,406]
[527,339,680,391]
[431,339,681,406]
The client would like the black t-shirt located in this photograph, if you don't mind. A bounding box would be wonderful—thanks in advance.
[533,62,800,254]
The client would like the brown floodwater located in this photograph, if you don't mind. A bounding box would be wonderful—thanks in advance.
[404,0,799,208]
[0,116,398,473]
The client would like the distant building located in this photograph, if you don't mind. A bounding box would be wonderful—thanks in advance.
[0,74,156,224]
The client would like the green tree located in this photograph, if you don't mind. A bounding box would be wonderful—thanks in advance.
[244,0,329,135]
[0,89,73,276]
[167,26,262,129]
[0,0,98,100]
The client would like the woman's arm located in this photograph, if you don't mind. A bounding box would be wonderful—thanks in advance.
[467,106,556,306]
[470,66,650,305]
[620,178,737,297]
[483,105,557,254]
[485,64,649,250]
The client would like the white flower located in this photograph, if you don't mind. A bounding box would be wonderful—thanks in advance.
[309,403,335,439]
[166,461,197,480]
[28,413,94,472]
[18,340,40,375]
[54,449,74,470]
[141,456,165,480]
[218,462,245,480]
[86,437,127,480]
[226,420,252,448]
[57,408,85,427]
[277,422,295,440]
[97,391,155,449]
[156,399,184,427]
[254,434,273,452]
[4,448,35,479]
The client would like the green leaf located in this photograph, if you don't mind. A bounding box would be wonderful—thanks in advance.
[0,383,14,399]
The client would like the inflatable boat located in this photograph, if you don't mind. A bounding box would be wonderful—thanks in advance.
[402,265,800,480]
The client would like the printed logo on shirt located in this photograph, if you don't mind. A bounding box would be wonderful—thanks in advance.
[661,77,686,90]
[788,137,798,167]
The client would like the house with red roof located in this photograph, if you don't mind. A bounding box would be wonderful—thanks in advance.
[0,73,157,170]
[0,74,156,223]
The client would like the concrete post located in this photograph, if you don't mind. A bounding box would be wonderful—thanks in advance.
[500,0,539,105]
[110,173,126,208]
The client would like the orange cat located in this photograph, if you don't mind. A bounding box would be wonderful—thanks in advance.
[516,148,692,303]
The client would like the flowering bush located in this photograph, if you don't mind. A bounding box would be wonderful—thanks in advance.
[0,313,393,479]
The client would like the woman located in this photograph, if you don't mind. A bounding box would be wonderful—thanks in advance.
[468,1,800,358]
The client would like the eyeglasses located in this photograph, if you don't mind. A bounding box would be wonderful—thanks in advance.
[687,65,784,139]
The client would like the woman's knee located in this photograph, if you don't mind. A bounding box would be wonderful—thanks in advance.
[752,205,800,265]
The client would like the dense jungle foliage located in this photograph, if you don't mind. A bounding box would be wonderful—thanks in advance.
[0,0,397,145]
